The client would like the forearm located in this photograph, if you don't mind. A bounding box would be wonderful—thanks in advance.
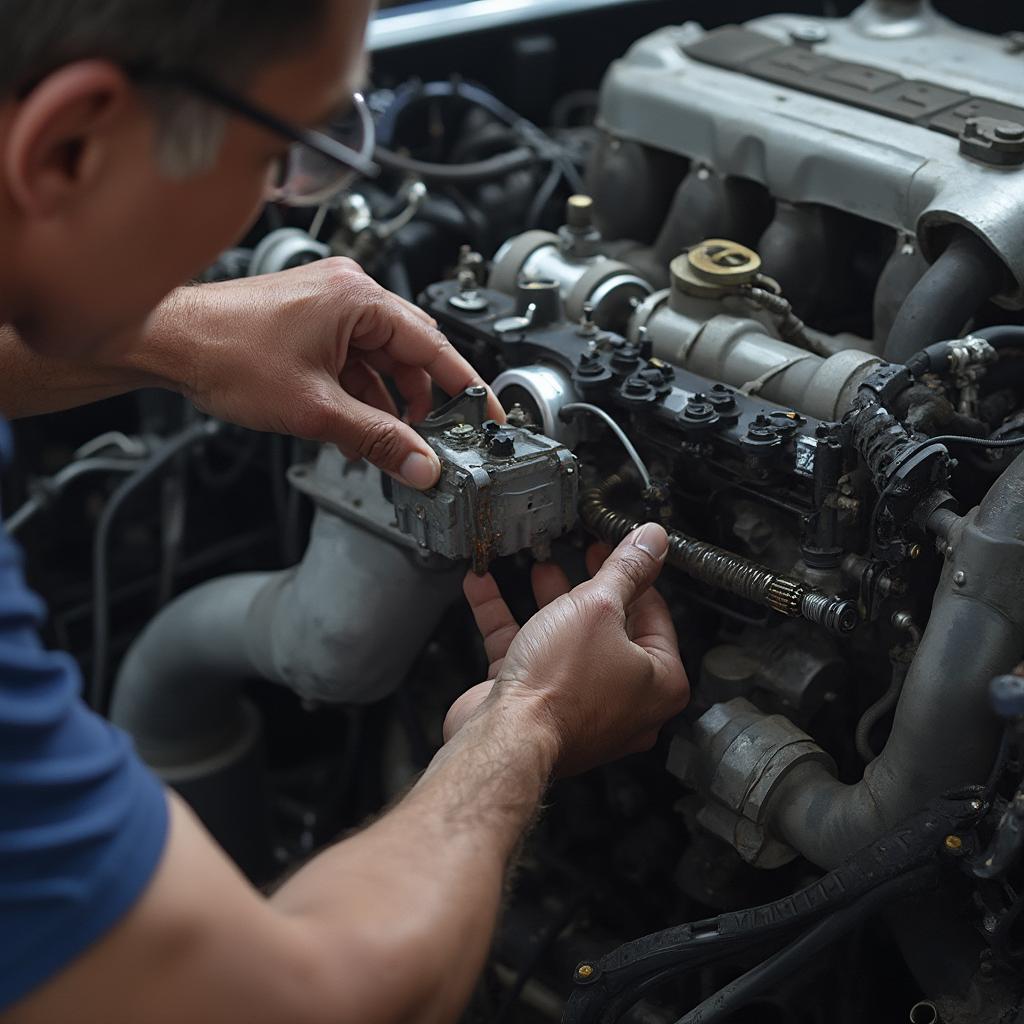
[0,289,199,419]
[272,691,557,1024]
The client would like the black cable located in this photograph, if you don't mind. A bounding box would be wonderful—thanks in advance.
[872,432,1024,545]
[982,724,1014,807]
[374,145,537,184]
[527,160,565,228]
[855,660,909,763]
[377,79,584,193]
[89,419,219,713]
[672,869,930,1024]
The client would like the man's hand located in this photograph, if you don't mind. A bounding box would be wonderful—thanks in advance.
[447,524,689,775]
[0,260,501,489]
[151,260,502,489]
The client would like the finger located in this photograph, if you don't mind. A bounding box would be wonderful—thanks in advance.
[584,542,614,578]
[315,387,441,488]
[347,294,505,423]
[463,571,520,670]
[363,350,434,424]
[626,585,681,662]
[585,523,669,612]
[340,359,399,419]
[393,293,437,328]
[443,680,495,743]
[531,561,571,609]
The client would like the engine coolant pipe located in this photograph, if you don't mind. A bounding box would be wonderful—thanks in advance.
[111,447,462,874]
[883,229,1008,365]
[763,450,1024,868]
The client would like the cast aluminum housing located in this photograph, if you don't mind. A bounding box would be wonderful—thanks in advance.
[597,3,1024,301]
[390,387,578,572]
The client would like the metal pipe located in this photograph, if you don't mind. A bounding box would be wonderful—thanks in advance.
[883,230,1007,365]
[633,303,879,421]
[767,452,1024,868]
[110,458,463,865]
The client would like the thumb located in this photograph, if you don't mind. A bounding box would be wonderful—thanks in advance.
[443,680,495,742]
[326,392,441,489]
[589,523,669,609]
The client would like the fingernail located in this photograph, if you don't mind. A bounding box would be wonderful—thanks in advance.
[399,451,440,489]
[631,523,668,561]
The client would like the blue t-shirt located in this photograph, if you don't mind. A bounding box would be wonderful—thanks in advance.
[0,419,168,1010]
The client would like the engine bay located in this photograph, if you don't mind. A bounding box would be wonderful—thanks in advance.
[14,1,1024,1021]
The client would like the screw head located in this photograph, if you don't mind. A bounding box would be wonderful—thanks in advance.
[944,834,964,853]
[789,22,828,44]
[576,964,595,980]
[953,570,967,586]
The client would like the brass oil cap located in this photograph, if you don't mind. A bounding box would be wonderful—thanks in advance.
[670,239,762,298]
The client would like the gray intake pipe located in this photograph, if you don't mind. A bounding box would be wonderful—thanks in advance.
[111,454,462,869]
[765,451,1024,868]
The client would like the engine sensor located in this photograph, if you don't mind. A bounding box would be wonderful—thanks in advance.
[390,386,578,573]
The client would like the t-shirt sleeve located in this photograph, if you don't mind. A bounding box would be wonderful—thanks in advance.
[0,523,168,1010]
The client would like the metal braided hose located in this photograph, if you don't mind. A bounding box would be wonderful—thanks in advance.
[580,475,858,635]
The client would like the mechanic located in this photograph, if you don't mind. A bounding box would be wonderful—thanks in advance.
[0,3,689,1022]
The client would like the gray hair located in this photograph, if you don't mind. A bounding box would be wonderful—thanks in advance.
[0,0,330,176]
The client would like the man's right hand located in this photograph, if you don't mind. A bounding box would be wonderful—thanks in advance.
[447,523,690,775]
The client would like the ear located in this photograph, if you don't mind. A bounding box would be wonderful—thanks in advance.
[4,60,133,218]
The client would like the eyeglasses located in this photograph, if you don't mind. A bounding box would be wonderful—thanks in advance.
[129,67,379,207]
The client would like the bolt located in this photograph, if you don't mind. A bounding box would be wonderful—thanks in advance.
[414,505,426,520]
[576,964,595,980]
[891,610,915,631]
[789,22,828,44]
[908,543,922,559]
[971,799,983,812]
[996,121,1024,142]
[579,303,597,337]
[953,570,967,586]
[944,834,964,854]
[624,378,650,396]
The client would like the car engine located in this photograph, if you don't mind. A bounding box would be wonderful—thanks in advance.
[14,1,1024,1021]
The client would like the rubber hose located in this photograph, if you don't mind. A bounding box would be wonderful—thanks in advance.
[374,145,537,184]
[906,324,1024,377]
[884,231,1008,365]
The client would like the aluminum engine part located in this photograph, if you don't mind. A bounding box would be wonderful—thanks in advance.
[248,227,330,276]
[490,363,580,446]
[390,386,578,573]
[489,198,652,332]
[599,6,1024,301]
[630,252,881,421]
[670,697,835,868]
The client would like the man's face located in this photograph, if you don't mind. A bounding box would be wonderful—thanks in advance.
[0,0,371,356]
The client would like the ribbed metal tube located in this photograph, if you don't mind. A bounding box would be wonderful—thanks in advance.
[581,475,857,634]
